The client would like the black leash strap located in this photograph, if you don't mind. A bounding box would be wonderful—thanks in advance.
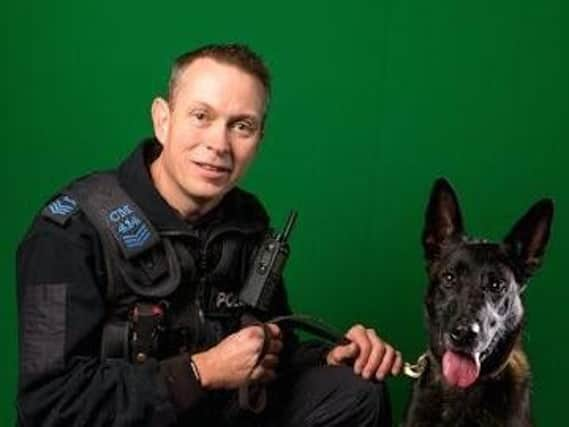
[238,314,271,414]
[238,314,350,413]
[269,314,350,346]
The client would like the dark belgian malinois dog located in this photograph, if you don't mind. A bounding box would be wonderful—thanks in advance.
[403,178,554,427]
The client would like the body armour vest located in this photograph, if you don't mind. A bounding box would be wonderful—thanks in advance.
[42,172,269,362]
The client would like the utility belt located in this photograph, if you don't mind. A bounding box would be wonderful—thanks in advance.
[101,297,248,364]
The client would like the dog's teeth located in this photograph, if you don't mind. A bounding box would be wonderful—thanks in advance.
[474,352,482,365]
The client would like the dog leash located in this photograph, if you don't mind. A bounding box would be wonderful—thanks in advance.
[269,314,351,345]
[272,315,430,380]
[271,315,432,382]
[271,315,431,381]
[239,314,429,414]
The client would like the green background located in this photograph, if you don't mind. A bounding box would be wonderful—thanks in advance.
[2,0,567,425]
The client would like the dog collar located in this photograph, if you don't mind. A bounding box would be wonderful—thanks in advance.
[405,348,524,383]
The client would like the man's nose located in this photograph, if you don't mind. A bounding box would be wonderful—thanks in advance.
[205,122,230,155]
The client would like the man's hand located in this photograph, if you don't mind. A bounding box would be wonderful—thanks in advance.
[326,324,403,380]
[191,323,282,390]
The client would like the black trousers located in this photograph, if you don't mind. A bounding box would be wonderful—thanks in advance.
[189,365,392,427]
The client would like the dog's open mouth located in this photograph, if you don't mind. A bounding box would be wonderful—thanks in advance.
[442,350,481,388]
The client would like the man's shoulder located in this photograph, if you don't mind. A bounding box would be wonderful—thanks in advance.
[20,172,111,250]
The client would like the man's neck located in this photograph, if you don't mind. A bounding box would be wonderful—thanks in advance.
[149,157,223,222]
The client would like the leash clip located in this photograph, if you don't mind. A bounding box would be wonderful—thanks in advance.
[403,353,428,379]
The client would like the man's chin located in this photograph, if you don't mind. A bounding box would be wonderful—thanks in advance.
[186,183,233,206]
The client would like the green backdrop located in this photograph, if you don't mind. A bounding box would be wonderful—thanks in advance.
[2,0,567,425]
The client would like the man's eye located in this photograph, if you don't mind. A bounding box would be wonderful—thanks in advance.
[232,121,255,135]
[190,111,209,123]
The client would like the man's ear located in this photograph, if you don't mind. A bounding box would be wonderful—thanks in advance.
[151,97,171,145]
[422,178,464,261]
[503,199,554,278]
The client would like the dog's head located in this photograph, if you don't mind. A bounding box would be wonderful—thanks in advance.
[421,178,553,388]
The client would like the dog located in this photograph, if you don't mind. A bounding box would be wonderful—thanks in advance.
[402,178,554,427]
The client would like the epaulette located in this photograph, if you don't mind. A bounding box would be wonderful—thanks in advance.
[42,195,80,226]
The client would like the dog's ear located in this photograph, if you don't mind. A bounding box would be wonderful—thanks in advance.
[503,199,554,278]
[422,178,464,261]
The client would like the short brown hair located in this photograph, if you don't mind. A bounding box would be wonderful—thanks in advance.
[168,43,271,107]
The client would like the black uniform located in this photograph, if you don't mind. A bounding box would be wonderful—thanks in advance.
[16,140,391,426]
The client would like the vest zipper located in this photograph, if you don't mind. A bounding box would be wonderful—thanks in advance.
[197,236,208,326]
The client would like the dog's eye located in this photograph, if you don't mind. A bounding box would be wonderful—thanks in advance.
[442,272,455,287]
[488,280,505,293]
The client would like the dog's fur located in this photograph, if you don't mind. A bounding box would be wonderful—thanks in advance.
[403,179,554,427]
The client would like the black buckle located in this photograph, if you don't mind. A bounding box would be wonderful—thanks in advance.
[130,302,166,364]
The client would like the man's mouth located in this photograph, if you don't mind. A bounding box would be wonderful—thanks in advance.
[442,350,481,388]
[193,161,232,173]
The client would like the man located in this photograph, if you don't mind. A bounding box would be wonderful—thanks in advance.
[17,44,402,426]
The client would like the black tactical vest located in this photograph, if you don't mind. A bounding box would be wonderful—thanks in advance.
[42,172,268,362]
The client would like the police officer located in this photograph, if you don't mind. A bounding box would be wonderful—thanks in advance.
[17,44,402,426]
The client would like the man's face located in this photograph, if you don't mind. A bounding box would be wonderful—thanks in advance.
[152,57,266,211]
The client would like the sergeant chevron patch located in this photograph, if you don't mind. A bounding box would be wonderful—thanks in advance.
[42,195,79,225]
[106,203,159,258]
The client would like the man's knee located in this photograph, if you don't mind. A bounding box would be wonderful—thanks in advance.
[272,366,391,427]
[331,366,391,426]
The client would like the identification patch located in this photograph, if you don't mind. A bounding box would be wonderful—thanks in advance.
[106,203,159,259]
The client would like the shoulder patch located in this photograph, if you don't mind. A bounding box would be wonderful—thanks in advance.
[42,195,79,226]
[66,173,161,259]
[106,202,160,258]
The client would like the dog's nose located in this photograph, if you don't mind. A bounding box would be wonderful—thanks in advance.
[449,323,479,347]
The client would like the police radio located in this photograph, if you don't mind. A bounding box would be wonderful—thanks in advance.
[239,210,298,311]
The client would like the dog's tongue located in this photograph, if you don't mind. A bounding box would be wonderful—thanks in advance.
[442,351,480,388]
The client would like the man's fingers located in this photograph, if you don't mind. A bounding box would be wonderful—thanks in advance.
[362,329,385,379]
[267,337,283,355]
[391,351,403,376]
[265,323,282,339]
[326,324,403,381]
[327,342,359,365]
[250,366,277,383]
[346,324,371,375]
[376,344,395,380]
[260,354,279,369]
[257,369,277,384]
[243,325,265,343]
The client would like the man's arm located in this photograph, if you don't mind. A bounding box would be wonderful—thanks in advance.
[16,219,203,426]
[264,276,403,378]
